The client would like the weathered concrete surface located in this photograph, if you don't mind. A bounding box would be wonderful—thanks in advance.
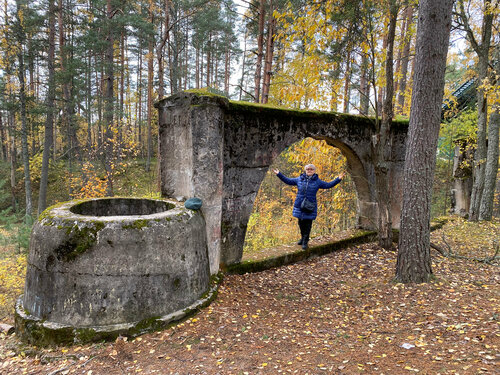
[17,198,210,338]
[156,92,409,270]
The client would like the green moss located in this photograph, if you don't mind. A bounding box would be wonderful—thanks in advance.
[55,222,105,262]
[224,231,377,275]
[38,201,71,222]
[185,88,222,97]
[75,328,99,343]
[122,219,149,230]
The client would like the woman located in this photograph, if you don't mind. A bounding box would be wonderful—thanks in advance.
[273,164,345,249]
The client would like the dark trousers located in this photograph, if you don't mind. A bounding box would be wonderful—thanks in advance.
[298,219,313,242]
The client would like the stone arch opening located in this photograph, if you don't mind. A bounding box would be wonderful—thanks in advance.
[156,92,408,274]
[243,137,359,257]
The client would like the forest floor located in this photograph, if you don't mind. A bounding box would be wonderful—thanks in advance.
[0,218,498,375]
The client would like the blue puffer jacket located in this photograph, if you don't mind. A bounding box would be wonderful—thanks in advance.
[277,172,342,220]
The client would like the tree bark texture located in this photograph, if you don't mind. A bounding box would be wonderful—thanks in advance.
[38,0,56,215]
[479,111,499,220]
[396,0,454,283]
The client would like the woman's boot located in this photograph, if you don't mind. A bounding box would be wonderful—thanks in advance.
[302,236,309,250]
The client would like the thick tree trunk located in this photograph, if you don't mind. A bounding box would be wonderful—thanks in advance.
[38,0,56,215]
[254,0,266,102]
[396,0,453,283]
[479,111,499,220]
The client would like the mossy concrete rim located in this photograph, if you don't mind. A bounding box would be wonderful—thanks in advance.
[15,274,222,346]
[225,218,450,275]
[38,197,189,228]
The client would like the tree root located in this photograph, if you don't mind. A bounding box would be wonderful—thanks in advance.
[431,236,499,265]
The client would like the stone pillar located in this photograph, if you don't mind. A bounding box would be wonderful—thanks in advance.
[157,93,227,274]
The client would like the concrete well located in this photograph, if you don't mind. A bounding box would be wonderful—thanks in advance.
[15,197,213,345]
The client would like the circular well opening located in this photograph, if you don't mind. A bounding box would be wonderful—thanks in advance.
[69,198,175,217]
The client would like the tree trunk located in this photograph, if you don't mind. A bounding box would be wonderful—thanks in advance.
[224,46,230,94]
[96,63,103,152]
[359,54,370,115]
[137,37,143,153]
[146,14,154,172]
[158,0,170,98]
[9,116,17,212]
[239,30,248,100]
[254,0,266,102]
[377,32,388,114]
[118,29,125,161]
[16,0,32,217]
[343,51,351,113]
[460,0,494,221]
[396,0,453,283]
[479,111,499,220]
[86,52,92,152]
[38,0,56,215]
[196,47,200,89]
[262,1,275,104]
[374,0,397,250]
[0,113,6,162]
[206,34,211,87]
[103,0,115,196]
[397,5,414,114]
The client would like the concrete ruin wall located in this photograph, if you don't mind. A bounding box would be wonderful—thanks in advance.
[157,92,409,273]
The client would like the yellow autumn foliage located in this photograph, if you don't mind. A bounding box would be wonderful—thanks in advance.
[0,254,26,320]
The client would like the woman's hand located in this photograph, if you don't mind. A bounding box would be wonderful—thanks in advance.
[273,169,280,175]
[339,171,346,179]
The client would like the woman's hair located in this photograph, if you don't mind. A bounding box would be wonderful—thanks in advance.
[304,164,316,171]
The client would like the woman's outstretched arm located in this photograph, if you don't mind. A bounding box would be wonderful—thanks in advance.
[320,172,345,189]
[273,169,298,186]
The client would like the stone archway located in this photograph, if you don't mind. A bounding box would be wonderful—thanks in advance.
[156,92,408,274]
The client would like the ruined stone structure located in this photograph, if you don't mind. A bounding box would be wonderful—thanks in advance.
[157,92,410,274]
[16,197,212,345]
